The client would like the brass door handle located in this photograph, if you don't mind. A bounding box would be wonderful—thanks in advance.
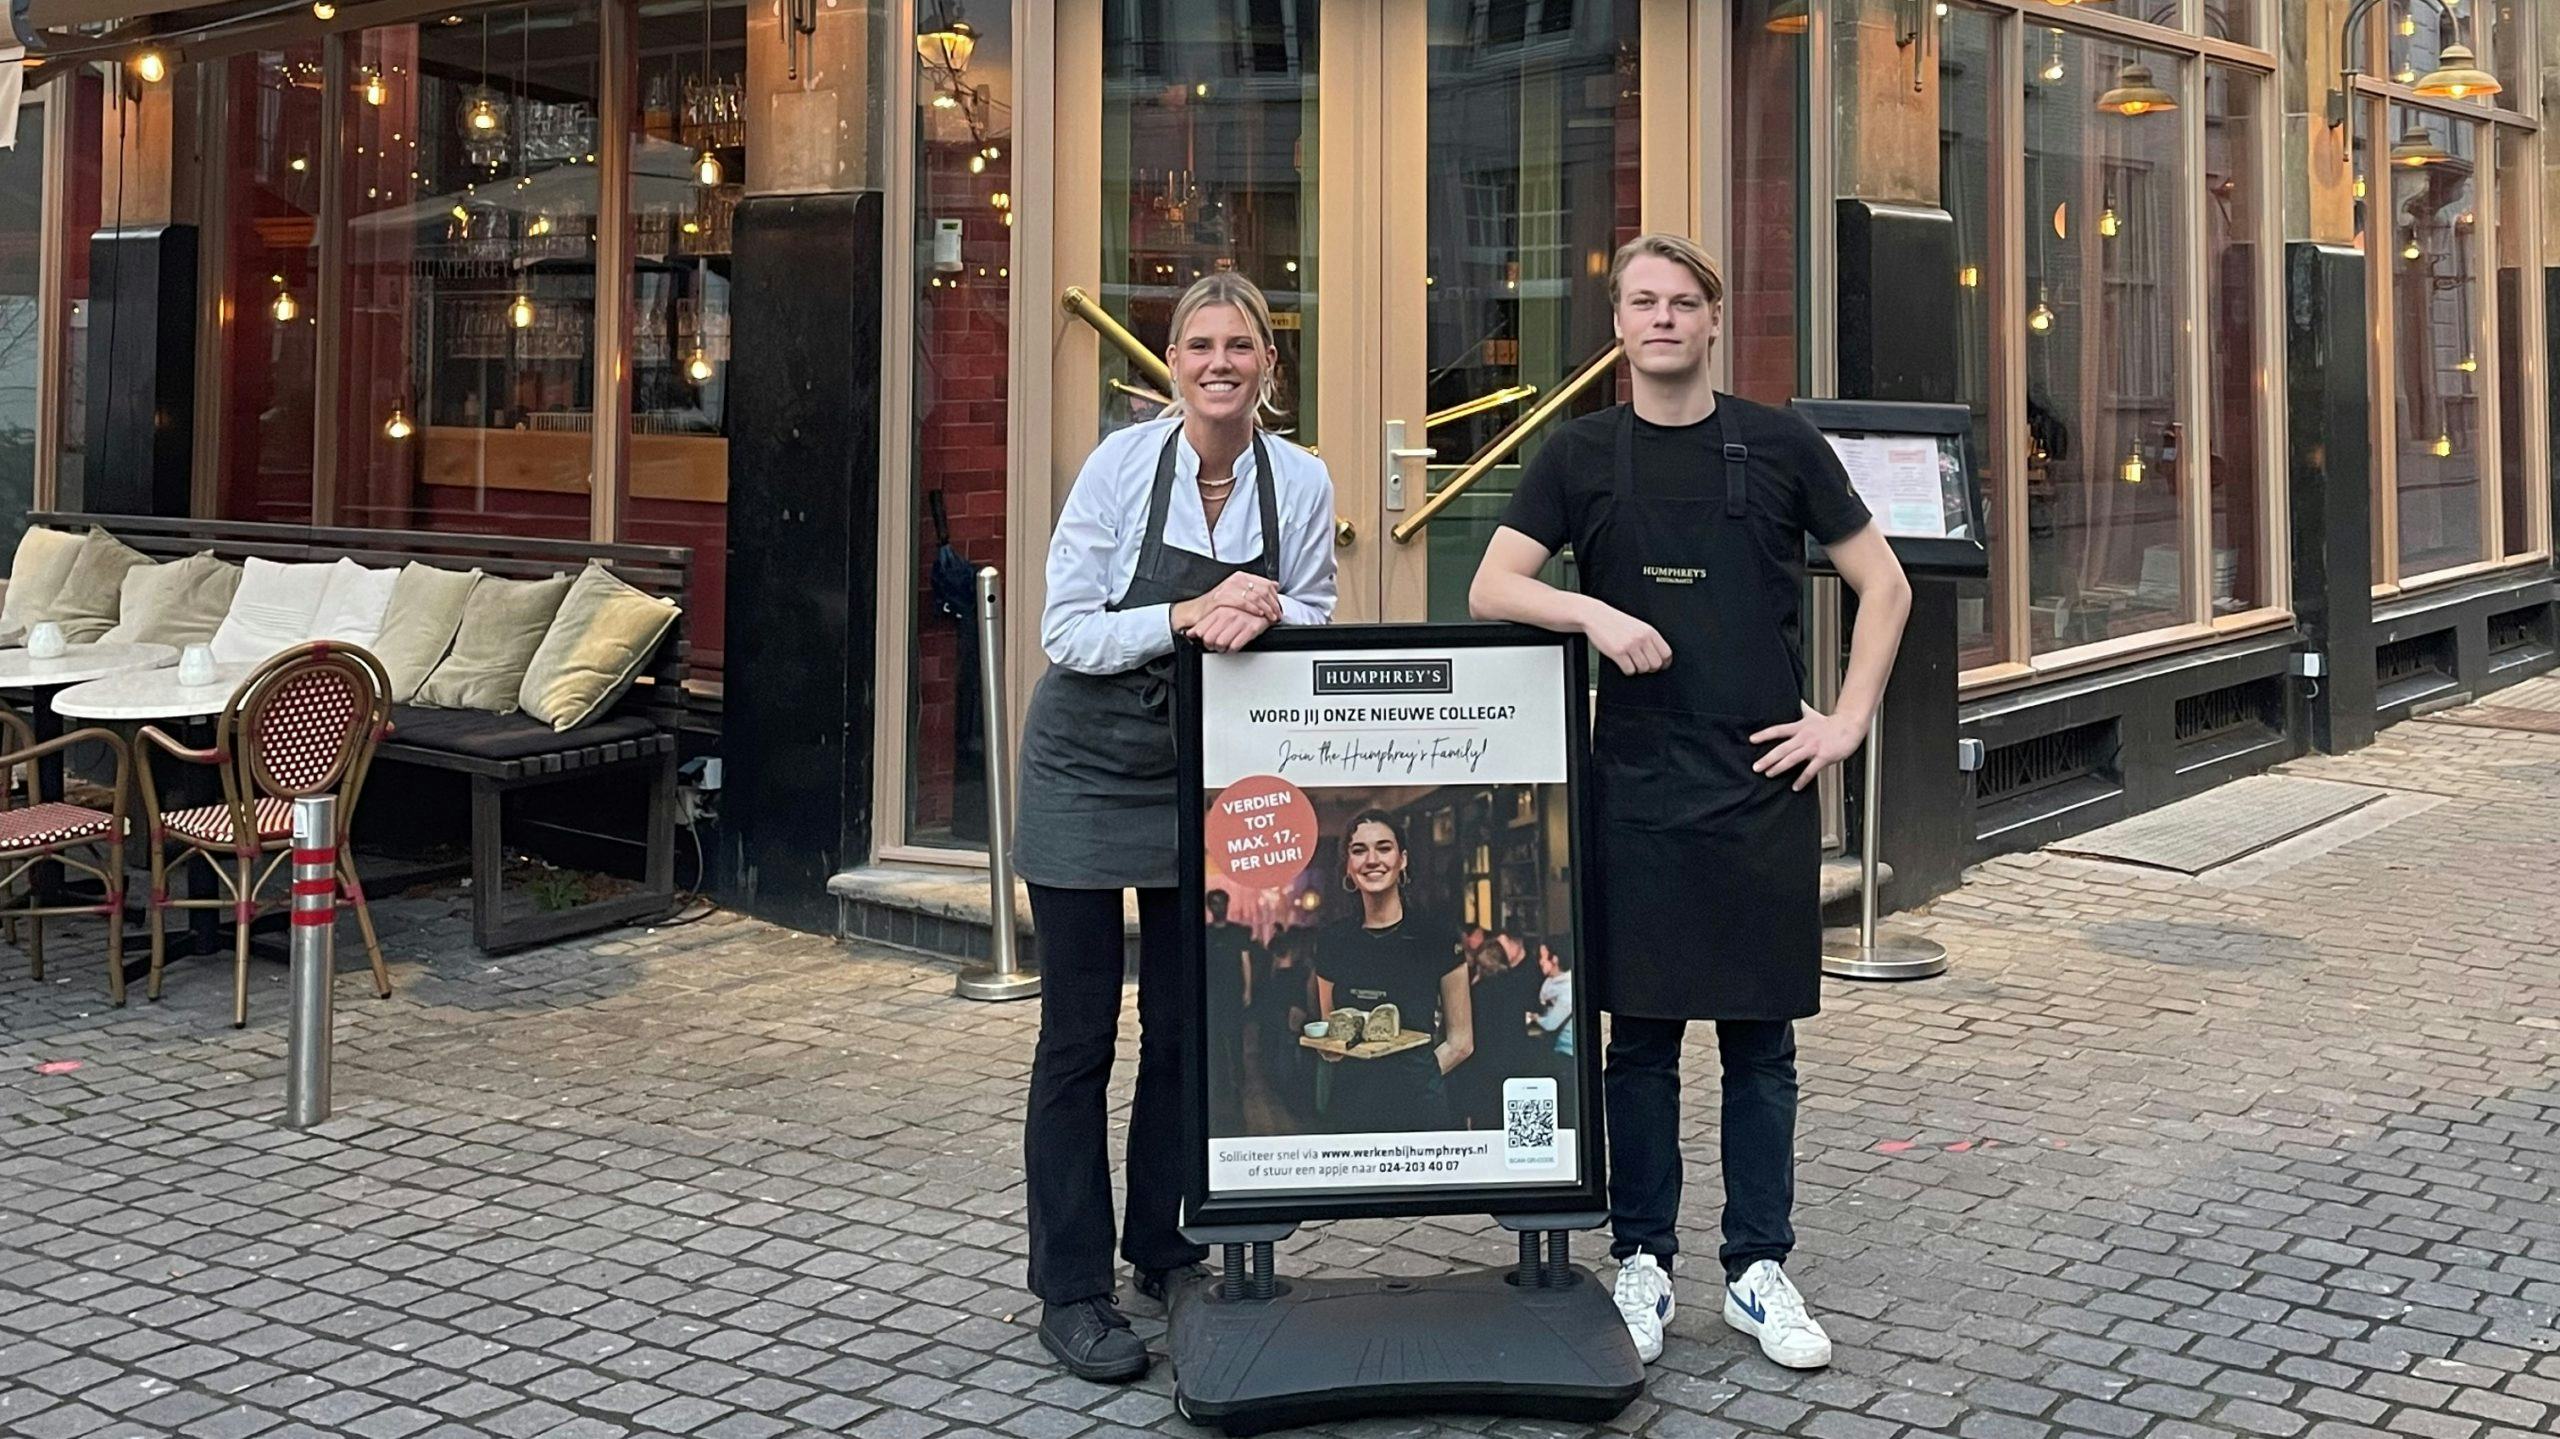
[1336,516,1357,548]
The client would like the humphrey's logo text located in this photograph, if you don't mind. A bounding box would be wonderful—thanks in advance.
[1312,659,1454,695]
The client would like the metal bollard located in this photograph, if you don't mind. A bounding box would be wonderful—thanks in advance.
[1819,705,1950,981]
[285,794,339,1127]
[957,566,1040,1001]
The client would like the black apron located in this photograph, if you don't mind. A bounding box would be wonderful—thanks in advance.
[1013,426,1282,890]
[1589,401,1822,1021]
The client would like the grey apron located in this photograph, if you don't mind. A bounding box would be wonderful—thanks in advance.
[1013,426,1283,890]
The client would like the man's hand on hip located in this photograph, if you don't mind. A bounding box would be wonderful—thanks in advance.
[1750,704,1867,790]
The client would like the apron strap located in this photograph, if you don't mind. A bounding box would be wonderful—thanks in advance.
[1721,403,1749,518]
[1250,429,1283,581]
[1135,424,1184,565]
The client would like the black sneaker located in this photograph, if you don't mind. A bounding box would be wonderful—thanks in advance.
[1132,1261,1211,1310]
[1038,1296,1148,1382]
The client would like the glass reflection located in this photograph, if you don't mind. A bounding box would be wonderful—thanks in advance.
[2024,35,2188,654]
[1099,1,1316,443]
[2387,106,2482,577]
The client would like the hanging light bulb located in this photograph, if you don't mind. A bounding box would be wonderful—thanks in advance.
[2042,49,2067,84]
[384,407,413,441]
[2096,62,2176,117]
[509,293,535,329]
[272,289,299,323]
[2028,287,2055,334]
[365,69,387,106]
[2402,237,2423,261]
[134,49,169,84]
[2455,353,2479,373]
[696,149,724,186]
[467,91,501,133]
[968,154,985,174]
[686,346,716,384]
[2352,172,2367,199]
[2099,198,2122,238]
[313,1,336,18]
[1764,0,1809,34]
[1959,264,1980,289]
[2394,65,2418,85]
[2120,446,2145,485]
[2432,433,2453,457]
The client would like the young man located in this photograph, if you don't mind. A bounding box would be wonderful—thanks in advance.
[1470,234,1910,1370]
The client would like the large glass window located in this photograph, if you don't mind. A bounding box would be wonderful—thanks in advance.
[1419,0,1637,619]
[54,73,102,504]
[337,4,602,539]
[1941,5,2001,671]
[2,97,45,553]
[2205,61,2266,616]
[1097,0,1316,443]
[905,2,1015,850]
[627,0,745,677]
[2386,106,2483,577]
[215,47,325,524]
[2023,36,2187,655]
[2494,125,2537,559]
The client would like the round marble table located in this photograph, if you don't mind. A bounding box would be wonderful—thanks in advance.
[53,663,260,722]
[0,642,178,691]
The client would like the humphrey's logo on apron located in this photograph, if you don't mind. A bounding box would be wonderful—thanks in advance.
[1641,565,1707,586]
[1312,659,1454,695]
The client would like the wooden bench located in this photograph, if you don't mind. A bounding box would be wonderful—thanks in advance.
[29,512,690,953]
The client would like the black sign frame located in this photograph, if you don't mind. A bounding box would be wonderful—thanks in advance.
[1791,397,1991,579]
[1174,622,1609,1229]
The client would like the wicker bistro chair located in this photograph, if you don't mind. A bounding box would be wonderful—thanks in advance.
[0,707,132,1005]
[137,642,395,1028]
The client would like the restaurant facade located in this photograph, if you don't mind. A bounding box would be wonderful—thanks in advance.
[3,0,2552,933]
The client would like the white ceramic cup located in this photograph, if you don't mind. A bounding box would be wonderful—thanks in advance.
[179,643,218,687]
[25,623,66,660]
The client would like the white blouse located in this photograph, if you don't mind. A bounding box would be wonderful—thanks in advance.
[1040,418,1339,675]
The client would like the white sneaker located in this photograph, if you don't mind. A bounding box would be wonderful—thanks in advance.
[1722,1260,1832,1369]
[1611,1254,1674,1364]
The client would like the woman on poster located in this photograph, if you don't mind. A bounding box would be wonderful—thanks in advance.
[1313,811,1476,1134]
[1011,274,1339,1384]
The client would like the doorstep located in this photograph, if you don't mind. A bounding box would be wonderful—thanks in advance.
[833,857,1885,968]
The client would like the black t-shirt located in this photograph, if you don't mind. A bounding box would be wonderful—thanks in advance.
[1317,915,1463,1035]
[1499,397,1873,665]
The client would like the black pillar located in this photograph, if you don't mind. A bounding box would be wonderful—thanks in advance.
[77,224,197,518]
[715,191,885,932]
[2285,242,2376,754]
[1834,198,1967,907]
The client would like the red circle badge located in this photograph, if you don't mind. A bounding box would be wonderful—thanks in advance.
[1204,775,1319,890]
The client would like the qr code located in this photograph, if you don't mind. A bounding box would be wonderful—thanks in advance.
[1502,1077,1560,1169]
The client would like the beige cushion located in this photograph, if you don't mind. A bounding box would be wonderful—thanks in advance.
[101,552,244,648]
[49,528,153,643]
[414,572,572,713]
[519,563,681,731]
[0,527,87,638]
[371,563,482,703]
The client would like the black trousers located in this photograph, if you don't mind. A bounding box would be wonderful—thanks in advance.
[1023,883,1209,1305]
[1604,1016,1798,1284]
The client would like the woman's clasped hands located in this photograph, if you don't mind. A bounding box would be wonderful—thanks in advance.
[1174,570,1283,653]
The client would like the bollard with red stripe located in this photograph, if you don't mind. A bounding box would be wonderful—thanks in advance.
[286,794,339,1129]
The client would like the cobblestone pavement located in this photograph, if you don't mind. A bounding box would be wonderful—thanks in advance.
[5,707,2557,1439]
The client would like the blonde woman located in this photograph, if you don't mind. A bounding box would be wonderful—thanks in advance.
[1012,274,1337,1382]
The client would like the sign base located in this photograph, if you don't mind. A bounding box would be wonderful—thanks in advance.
[1821,923,1949,980]
[1167,1264,1642,1435]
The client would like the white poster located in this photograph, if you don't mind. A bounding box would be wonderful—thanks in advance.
[1196,643,1584,1200]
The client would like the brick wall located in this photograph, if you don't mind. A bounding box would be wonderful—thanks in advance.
[1729,17,1802,406]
